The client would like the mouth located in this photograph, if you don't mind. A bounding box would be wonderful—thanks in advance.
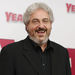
[35,29,47,36]
[37,30,45,33]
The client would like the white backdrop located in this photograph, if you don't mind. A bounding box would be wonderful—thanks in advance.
[0,0,75,48]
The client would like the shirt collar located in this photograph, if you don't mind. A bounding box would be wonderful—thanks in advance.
[27,36,54,51]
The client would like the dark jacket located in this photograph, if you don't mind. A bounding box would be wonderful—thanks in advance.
[0,37,71,75]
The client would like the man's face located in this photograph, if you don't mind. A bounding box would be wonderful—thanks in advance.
[26,9,52,44]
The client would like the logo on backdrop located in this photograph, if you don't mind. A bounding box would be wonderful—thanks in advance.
[66,3,75,13]
[5,12,23,22]
[0,45,2,52]
[0,39,14,52]
[68,49,75,75]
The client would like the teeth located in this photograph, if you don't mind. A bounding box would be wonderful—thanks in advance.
[38,31,45,33]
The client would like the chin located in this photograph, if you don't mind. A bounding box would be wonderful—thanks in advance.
[29,36,49,45]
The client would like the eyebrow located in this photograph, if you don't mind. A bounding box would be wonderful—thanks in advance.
[43,18,49,20]
[32,18,40,23]
[32,18,39,21]
[32,18,49,21]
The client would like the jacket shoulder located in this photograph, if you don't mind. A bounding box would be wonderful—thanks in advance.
[0,39,25,55]
[50,40,67,51]
[50,41,69,59]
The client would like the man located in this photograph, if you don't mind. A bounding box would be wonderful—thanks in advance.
[0,2,71,75]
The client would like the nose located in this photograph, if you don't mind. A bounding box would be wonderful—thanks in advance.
[38,22,45,28]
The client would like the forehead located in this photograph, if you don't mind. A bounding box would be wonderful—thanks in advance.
[30,9,49,20]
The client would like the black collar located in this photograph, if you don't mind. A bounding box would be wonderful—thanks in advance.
[27,36,53,51]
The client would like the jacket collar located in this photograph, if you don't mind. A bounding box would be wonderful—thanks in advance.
[23,36,54,51]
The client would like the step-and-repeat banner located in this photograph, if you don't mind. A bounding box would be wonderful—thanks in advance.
[0,0,75,75]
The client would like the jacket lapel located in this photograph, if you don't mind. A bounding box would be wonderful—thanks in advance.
[51,50,56,75]
[50,42,58,75]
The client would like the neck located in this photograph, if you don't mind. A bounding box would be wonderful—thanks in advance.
[40,43,47,52]
[28,36,48,52]
[29,35,49,46]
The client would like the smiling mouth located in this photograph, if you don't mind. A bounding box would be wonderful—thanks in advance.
[37,30,45,33]
[35,28,47,32]
[35,30,46,36]
[35,28,47,36]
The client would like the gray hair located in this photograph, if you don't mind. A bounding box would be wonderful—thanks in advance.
[23,2,54,25]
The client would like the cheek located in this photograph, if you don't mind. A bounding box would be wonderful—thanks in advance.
[27,25,38,35]
[27,26,33,32]
[47,25,52,32]
[30,26,39,32]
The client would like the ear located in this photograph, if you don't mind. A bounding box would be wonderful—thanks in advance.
[25,25,29,33]
[50,22,52,29]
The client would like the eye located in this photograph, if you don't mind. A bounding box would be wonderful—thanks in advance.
[43,18,50,23]
[32,19,40,24]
